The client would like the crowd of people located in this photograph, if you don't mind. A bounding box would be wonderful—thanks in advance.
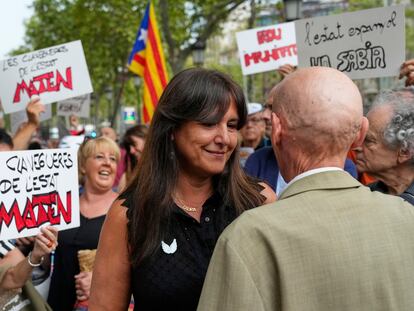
[0,58,414,311]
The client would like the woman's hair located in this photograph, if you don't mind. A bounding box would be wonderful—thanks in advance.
[373,87,414,162]
[122,124,149,180]
[78,136,121,184]
[124,68,265,265]
[0,129,13,149]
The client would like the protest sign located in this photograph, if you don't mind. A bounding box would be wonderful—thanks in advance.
[10,104,52,134]
[295,5,405,79]
[0,148,80,240]
[0,40,93,114]
[57,94,90,118]
[236,22,297,75]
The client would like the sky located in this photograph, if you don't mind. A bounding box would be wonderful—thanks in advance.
[0,0,33,59]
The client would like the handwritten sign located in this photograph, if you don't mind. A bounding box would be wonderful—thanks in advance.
[236,22,298,75]
[0,40,93,114]
[57,94,90,118]
[295,5,405,79]
[10,104,52,134]
[0,148,80,240]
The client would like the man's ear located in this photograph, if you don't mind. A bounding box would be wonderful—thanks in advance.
[271,112,282,146]
[397,147,412,164]
[351,116,369,149]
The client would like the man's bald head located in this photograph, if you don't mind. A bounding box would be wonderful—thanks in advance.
[270,67,364,157]
[100,127,117,141]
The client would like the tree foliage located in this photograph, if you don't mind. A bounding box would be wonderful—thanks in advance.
[158,0,247,73]
[18,0,249,123]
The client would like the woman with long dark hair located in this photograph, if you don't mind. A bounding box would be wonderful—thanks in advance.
[89,68,276,311]
[118,125,149,191]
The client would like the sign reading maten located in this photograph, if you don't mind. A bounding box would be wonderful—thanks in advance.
[0,148,80,240]
[295,5,405,79]
[0,40,93,114]
[236,22,298,75]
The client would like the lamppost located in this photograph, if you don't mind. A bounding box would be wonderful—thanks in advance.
[192,40,206,67]
[133,76,142,124]
[283,0,302,22]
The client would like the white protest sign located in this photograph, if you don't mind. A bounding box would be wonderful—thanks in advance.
[0,40,93,114]
[10,104,52,134]
[295,5,405,79]
[0,148,80,240]
[57,94,90,118]
[236,22,297,75]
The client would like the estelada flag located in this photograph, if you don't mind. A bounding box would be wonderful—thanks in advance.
[128,2,169,124]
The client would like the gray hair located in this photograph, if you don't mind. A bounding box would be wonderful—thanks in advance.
[372,87,414,158]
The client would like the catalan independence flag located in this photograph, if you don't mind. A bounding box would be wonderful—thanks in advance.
[128,2,169,124]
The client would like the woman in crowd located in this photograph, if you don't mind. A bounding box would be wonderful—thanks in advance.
[118,124,149,191]
[0,226,58,310]
[47,137,120,311]
[89,68,276,310]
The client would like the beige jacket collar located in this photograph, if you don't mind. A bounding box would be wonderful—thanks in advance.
[279,170,362,200]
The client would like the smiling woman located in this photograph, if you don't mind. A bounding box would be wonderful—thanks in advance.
[47,137,120,311]
[89,68,276,311]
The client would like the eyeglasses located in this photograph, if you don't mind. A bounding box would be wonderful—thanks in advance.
[246,117,264,124]
[263,103,272,110]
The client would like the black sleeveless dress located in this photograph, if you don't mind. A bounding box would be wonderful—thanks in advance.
[122,191,242,311]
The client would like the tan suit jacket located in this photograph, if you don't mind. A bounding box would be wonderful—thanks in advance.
[198,171,414,311]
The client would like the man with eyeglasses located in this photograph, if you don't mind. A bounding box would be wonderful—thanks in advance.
[240,103,270,151]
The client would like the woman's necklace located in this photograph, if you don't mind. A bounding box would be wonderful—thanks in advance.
[174,196,198,212]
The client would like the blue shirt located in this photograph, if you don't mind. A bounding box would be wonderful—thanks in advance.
[244,147,358,191]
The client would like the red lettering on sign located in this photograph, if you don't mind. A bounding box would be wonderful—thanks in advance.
[0,191,72,233]
[244,44,297,67]
[13,67,73,103]
[257,28,282,44]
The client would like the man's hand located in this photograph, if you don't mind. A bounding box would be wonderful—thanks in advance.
[26,95,45,127]
[399,59,414,86]
[277,64,296,78]
[30,226,58,262]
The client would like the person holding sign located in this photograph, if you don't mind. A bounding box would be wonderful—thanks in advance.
[89,68,276,311]
[400,59,414,86]
[0,226,58,310]
[47,137,120,311]
[0,96,45,152]
[12,95,46,151]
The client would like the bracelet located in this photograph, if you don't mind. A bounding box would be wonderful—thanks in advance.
[27,251,44,267]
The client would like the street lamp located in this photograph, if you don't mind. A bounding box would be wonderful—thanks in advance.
[192,40,206,67]
[133,76,141,88]
[284,0,302,22]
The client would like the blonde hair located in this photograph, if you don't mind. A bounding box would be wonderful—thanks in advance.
[78,136,120,184]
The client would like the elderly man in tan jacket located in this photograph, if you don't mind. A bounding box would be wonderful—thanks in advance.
[197,67,414,311]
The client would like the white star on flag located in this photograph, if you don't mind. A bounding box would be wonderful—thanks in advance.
[138,29,148,42]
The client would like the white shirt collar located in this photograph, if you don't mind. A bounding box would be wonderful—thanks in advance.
[279,167,343,197]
